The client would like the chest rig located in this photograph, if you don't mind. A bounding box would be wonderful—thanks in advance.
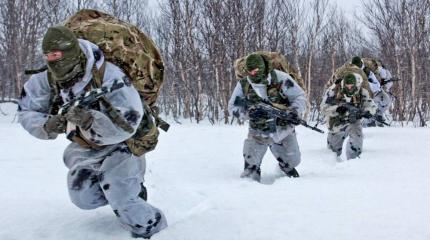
[240,70,291,132]
[328,85,365,130]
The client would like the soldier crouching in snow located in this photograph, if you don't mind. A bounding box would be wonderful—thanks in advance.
[320,73,377,161]
[228,53,307,182]
[18,26,166,238]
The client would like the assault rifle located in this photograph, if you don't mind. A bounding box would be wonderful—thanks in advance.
[339,103,390,126]
[58,80,125,115]
[234,96,324,133]
[381,77,401,85]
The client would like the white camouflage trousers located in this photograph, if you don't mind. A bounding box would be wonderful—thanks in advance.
[373,90,392,114]
[327,121,363,160]
[63,142,167,238]
[243,129,301,172]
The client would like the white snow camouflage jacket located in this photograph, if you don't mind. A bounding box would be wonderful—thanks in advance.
[18,39,143,146]
[320,73,377,131]
[228,69,307,142]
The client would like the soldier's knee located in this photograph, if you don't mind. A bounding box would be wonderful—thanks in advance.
[103,183,142,209]
[278,150,301,168]
[288,151,301,167]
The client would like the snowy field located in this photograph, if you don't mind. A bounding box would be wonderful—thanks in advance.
[1,102,430,240]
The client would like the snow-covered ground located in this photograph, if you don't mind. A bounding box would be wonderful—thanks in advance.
[1,103,430,240]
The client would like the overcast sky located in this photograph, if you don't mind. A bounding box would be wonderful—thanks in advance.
[146,0,362,18]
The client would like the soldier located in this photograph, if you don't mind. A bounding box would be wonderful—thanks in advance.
[228,53,307,182]
[321,73,377,161]
[18,26,167,238]
[351,56,392,126]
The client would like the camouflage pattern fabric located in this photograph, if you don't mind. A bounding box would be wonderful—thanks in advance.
[234,51,305,89]
[321,70,377,133]
[362,58,381,75]
[42,26,86,87]
[327,121,363,159]
[239,71,290,132]
[65,9,163,156]
[326,63,373,98]
[65,9,164,108]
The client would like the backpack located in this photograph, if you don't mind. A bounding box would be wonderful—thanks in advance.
[326,63,373,98]
[64,9,167,156]
[362,58,381,74]
[233,51,305,89]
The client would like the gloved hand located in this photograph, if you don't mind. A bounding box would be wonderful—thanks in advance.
[374,114,385,122]
[65,106,93,130]
[336,105,348,115]
[288,108,300,125]
[43,115,67,134]
[248,107,267,119]
[361,111,373,119]
[233,110,240,118]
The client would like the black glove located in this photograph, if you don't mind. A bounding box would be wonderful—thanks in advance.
[361,111,373,119]
[248,107,267,119]
[288,108,300,125]
[336,105,348,115]
[43,115,67,134]
[65,106,94,130]
[233,110,240,118]
[374,114,385,122]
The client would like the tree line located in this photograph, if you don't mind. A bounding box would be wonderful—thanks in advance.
[0,0,429,126]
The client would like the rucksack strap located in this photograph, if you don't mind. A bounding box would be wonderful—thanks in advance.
[46,71,63,115]
[91,61,106,88]
[88,61,134,134]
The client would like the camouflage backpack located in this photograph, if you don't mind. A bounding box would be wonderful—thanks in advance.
[64,9,167,156]
[326,62,373,98]
[234,51,305,89]
[362,58,380,73]
[362,57,382,82]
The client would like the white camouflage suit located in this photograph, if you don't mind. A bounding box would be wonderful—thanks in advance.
[228,70,307,179]
[321,73,377,160]
[364,66,393,126]
[18,39,167,238]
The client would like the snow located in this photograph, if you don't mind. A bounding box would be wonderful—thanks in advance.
[1,103,430,240]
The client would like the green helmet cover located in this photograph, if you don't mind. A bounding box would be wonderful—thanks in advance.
[245,54,267,84]
[351,56,363,68]
[342,73,358,97]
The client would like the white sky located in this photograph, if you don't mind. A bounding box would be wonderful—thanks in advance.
[331,0,363,18]
[147,0,362,17]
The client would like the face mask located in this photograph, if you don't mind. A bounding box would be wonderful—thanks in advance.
[42,26,86,88]
[47,54,86,88]
[248,69,266,84]
[246,54,267,84]
[342,85,358,97]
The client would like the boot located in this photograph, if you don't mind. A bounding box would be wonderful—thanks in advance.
[138,183,147,201]
[277,159,300,178]
[240,162,261,182]
[131,232,151,239]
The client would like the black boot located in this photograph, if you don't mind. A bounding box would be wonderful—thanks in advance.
[138,183,148,201]
[131,232,151,239]
[284,168,300,178]
[277,158,300,178]
[240,162,261,182]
